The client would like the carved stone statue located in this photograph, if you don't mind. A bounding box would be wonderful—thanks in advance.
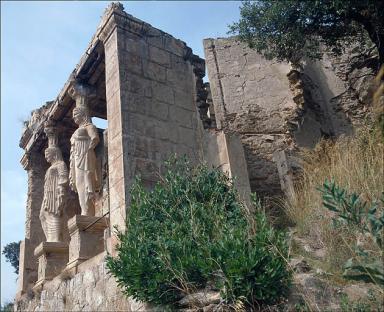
[69,87,100,216]
[40,126,68,242]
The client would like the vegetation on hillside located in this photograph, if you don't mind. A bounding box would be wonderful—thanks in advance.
[287,66,384,294]
[229,0,384,67]
[107,157,291,309]
[286,125,383,278]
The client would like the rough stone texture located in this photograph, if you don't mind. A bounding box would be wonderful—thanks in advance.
[203,37,376,197]
[34,242,69,288]
[100,4,205,236]
[16,259,133,311]
[66,215,107,270]
[202,130,251,207]
[16,3,377,311]
[16,3,209,307]
[204,37,296,196]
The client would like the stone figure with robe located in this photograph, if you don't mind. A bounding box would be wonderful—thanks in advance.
[69,105,100,216]
[40,143,68,243]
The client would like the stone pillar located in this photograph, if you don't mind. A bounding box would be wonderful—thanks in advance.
[99,5,204,243]
[99,9,130,255]
[17,152,47,297]
[33,242,69,289]
[273,150,296,201]
[66,215,108,271]
[203,131,252,208]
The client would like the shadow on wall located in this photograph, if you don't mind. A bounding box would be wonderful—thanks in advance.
[293,60,354,149]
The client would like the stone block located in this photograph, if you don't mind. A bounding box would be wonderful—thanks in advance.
[108,113,122,141]
[107,133,124,163]
[109,155,124,187]
[170,54,189,73]
[33,241,69,288]
[163,35,187,58]
[174,88,194,110]
[154,121,179,143]
[143,60,167,82]
[149,45,171,67]
[120,35,149,59]
[121,92,149,115]
[152,81,174,104]
[148,100,169,121]
[66,215,108,270]
[121,51,143,75]
[178,126,196,145]
[145,27,165,50]
[121,75,153,98]
[170,106,193,128]
[166,69,191,91]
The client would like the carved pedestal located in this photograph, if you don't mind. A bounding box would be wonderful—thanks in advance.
[66,215,108,270]
[33,241,69,289]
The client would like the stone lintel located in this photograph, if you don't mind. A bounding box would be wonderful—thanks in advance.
[34,241,69,258]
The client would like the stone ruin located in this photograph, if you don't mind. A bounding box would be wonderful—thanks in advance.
[15,3,376,311]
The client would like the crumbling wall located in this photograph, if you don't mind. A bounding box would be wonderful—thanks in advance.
[203,37,297,196]
[203,37,375,197]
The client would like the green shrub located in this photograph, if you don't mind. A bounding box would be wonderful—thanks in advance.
[106,157,291,307]
[319,180,384,286]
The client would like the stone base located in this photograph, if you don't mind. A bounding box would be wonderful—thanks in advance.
[66,215,108,270]
[33,241,69,287]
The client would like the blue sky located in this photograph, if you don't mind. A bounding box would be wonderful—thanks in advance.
[1,1,241,304]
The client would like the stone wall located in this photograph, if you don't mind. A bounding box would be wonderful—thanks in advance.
[15,254,133,311]
[204,37,296,196]
[203,36,375,197]
[101,5,205,232]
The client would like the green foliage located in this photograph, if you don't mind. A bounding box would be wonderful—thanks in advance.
[106,157,291,307]
[2,241,20,275]
[229,0,384,65]
[0,302,14,312]
[319,180,384,286]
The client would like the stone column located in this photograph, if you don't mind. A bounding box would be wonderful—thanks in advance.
[99,9,130,255]
[16,152,47,297]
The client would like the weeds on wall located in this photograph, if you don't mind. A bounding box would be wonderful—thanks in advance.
[106,157,291,308]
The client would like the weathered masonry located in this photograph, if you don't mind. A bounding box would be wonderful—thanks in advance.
[203,37,374,198]
[16,3,374,311]
[15,3,250,311]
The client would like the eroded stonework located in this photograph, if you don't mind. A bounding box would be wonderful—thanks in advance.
[16,3,252,310]
[203,37,377,198]
[15,3,375,311]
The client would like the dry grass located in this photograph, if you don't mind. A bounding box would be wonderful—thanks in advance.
[286,65,384,273]
[286,126,383,272]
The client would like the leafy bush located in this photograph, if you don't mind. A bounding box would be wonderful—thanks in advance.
[319,180,384,286]
[106,157,291,307]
